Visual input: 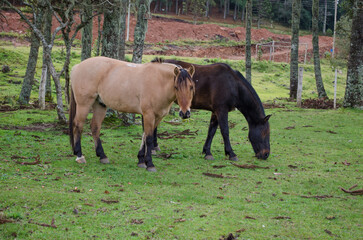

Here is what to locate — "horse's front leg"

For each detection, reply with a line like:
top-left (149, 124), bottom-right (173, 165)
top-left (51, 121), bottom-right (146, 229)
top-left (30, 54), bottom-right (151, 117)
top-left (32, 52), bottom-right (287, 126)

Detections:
top-left (138, 112), bottom-right (157, 172)
top-left (137, 133), bottom-right (147, 168)
top-left (216, 111), bottom-right (238, 161)
top-left (203, 113), bottom-right (219, 160)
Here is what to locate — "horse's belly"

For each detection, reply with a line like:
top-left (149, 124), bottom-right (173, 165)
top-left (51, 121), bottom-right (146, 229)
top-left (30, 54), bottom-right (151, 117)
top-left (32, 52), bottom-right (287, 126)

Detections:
top-left (100, 93), bottom-right (142, 114)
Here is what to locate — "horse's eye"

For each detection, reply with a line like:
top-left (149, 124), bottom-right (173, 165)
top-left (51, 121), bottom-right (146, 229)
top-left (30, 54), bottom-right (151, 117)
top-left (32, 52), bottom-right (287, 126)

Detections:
top-left (190, 86), bottom-right (194, 91)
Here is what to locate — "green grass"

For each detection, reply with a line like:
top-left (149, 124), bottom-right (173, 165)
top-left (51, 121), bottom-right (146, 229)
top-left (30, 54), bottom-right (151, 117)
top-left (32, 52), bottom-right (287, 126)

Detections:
top-left (0, 46), bottom-right (362, 239)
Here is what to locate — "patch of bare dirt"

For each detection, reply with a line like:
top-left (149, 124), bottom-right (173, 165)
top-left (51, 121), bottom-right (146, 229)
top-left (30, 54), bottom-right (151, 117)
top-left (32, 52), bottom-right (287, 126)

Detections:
top-left (0, 11), bottom-right (333, 62)
top-left (301, 98), bottom-right (341, 109)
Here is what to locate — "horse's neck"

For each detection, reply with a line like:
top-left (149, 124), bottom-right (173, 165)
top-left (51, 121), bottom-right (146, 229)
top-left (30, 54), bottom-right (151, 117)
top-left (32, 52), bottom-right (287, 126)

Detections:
top-left (236, 83), bottom-right (265, 124)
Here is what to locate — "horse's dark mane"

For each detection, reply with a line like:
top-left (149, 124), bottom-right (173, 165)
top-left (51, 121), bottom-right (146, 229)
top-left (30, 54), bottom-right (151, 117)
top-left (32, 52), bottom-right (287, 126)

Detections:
top-left (233, 70), bottom-right (265, 118)
top-left (151, 58), bottom-right (192, 87)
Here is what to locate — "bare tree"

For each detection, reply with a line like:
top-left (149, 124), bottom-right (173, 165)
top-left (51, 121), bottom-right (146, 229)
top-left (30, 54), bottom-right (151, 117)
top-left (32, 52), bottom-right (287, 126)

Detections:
top-left (245, 0), bottom-right (252, 83)
top-left (289, 0), bottom-right (301, 99)
top-left (132, 0), bottom-right (150, 63)
top-left (18, 2), bottom-right (43, 105)
top-left (343, 0), bottom-right (363, 108)
top-left (312, 0), bottom-right (327, 99)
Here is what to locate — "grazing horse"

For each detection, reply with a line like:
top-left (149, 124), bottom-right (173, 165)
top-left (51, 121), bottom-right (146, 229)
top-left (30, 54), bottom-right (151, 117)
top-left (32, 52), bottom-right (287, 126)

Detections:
top-left (152, 59), bottom-right (271, 161)
top-left (69, 56), bottom-right (195, 172)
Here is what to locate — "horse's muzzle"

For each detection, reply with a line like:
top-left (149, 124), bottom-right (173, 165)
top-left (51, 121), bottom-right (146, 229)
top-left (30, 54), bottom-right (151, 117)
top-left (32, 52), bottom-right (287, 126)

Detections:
top-left (256, 150), bottom-right (269, 160)
top-left (179, 110), bottom-right (191, 119)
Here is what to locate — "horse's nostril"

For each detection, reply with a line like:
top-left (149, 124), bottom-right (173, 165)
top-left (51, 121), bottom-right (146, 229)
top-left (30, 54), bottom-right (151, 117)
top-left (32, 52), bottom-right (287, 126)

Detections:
top-left (179, 111), bottom-right (183, 118)
top-left (264, 152), bottom-right (269, 159)
top-left (186, 110), bottom-right (190, 118)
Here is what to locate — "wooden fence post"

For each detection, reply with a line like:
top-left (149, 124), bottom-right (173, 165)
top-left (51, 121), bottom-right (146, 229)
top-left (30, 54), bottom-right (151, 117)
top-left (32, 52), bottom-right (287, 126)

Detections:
top-left (334, 68), bottom-right (338, 109)
top-left (297, 67), bottom-right (304, 107)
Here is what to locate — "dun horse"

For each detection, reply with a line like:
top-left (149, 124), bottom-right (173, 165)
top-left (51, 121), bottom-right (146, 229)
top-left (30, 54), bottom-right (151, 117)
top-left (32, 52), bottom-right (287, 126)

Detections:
top-left (69, 56), bottom-right (195, 172)
top-left (152, 59), bottom-right (271, 161)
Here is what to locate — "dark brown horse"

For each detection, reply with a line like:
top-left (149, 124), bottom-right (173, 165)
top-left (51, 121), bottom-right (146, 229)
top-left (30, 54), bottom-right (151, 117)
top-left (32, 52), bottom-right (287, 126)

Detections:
top-left (152, 59), bottom-right (271, 161)
top-left (69, 57), bottom-right (195, 172)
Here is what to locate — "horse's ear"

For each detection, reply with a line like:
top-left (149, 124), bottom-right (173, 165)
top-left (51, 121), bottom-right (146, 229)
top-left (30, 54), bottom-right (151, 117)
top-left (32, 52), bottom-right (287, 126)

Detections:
top-left (187, 65), bottom-right (195, 78)
top-left (264, 115), bottom-right (271, 122)
top-left (174, 67), bottom-right (180, 76)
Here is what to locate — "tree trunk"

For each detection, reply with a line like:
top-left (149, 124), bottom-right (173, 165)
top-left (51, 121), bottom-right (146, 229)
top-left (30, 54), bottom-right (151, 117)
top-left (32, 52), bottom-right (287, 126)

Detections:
top-left (224, 0), bottom-right (227, 19)
top-left (205, 0), bottom-right (209, 17)
top-left (176, 0), bottom-right (179, 15)
top-left (43, 4), bottom-right (52, 102)
top-left (119, 0), bottom-right (127, 60)
top-left (312, 0), bottom-right (327, 99)
top-left (343, 0), bottom-right (363, 108)
top-left (18, 8), bottom-right (42, 105)
top-left (132, 0), bottom-right (149, 63)
top-left (245, 0), bottom-right (252, 84)
top-left (18, 28), bottom-right (40, 105)
top-left (81, 0), bottom-right (93, 61)
top-left (233, 2), bottom-right (237, 21)
top-left (95, 14), bottom-right (102, 56)
top-left (289, 0), bottom-right (301, 99)
top-left (323, 0), bottom-right (327, 34)
top-left (102, 6), bottom-right (120, 59)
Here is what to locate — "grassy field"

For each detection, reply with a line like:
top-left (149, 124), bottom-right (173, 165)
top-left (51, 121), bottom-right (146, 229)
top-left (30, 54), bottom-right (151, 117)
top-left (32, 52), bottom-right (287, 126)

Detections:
top-left (0, 45), bottom-right (362, 239)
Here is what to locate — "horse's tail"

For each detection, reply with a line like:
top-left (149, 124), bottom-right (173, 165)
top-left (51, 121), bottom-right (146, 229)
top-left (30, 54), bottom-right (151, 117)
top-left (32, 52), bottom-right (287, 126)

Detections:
top-left (69, 88), bottom-right (76, 151)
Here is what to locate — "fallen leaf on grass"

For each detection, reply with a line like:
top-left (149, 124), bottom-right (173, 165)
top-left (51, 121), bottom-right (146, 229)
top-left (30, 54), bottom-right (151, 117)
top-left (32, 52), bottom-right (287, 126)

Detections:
top-left (104, 190), bottom-right (110, 194)
top-left (324, 229), bottom-right (338, 237)
top-left (244, 216), bottom-right (256, 220)
top-left (231, 163), bottom-right (269, 169)
top-left (236, 228), bottom-right (246, 233)
top-left (341, 160), bottom-right (351, 166)
top-left (288, 165), bottom-right (298, 169)
top-left (174, 218), bottom-right (186, 223)
top-left (302, 125), bottom-right (313, 127)
top-left (272, 216), bottom-right (291, 219)
top-left (131, 219), bottom-right (143, 224)
top-left (101, 199), bottom-right (119, 204)
top-left (217, 196), bottom-right (224, 199)
top-left (14, 155), bottom-right (41, 165)
top-left (326, 216), bottom-right (336, 220)
top-left (284, 126), bottom-right (295, 130)
top-left (326, 130), bottom-right (337, 134)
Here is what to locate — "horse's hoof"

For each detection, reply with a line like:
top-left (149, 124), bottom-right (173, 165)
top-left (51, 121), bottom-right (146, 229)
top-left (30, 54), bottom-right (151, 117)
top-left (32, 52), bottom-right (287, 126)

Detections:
top-left (147, 167), bottom-right (157, 172)
top-left (100, 158), bottom-right (109, 164)
top-left (205, 155), bottom-right (214, 160)
top-left (137, 163), bottom-right (147, 168)
top-left (151, 146), bottom-right (161, 155)
top-left (229, 156), bottom-right (239, 161)
top-left (75, 155), bottom-right (86, 163)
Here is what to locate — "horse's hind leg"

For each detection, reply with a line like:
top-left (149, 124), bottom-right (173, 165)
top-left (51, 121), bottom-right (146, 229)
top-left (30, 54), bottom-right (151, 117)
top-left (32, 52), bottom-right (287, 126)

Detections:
top-left (91, 102), bottom-right (108, 164)
top-left (203, 113), bottom-right (219, 160)
top-left (72, 106), bottom-right (90, 163)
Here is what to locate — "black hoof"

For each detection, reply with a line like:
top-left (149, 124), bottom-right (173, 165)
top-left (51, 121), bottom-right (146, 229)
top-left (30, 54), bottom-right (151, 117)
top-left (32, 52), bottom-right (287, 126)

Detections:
top-left (137, 163), bottom-right (147, 168)
top-left (229, 156), bottom-right (239, 161)
top-left (205, 155), bottom-right (214, 160)
top-left (147, 167), bottom-right (157, 172)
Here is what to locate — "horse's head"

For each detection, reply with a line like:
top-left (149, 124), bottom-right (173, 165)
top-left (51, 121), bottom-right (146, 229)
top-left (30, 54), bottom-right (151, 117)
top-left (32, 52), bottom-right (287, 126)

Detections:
top-left (173, 65), bottom-right (195, 119)
top-left (249, 115), bottom-right (271, 160)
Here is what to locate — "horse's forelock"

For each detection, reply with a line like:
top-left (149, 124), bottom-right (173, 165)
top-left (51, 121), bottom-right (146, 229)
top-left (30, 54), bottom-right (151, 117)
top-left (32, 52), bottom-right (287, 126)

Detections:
top-left (176, 69), bottom-right (192, 88)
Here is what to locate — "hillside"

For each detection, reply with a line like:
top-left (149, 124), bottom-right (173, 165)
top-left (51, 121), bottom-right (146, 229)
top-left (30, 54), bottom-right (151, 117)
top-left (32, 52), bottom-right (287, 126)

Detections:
top-left (1, 11), bottom-right (333, 62)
